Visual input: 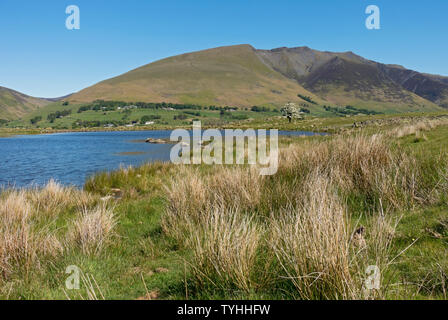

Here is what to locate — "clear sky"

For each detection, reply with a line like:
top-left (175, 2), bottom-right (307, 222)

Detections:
top-left (0, 0), bottom-right (447, 98)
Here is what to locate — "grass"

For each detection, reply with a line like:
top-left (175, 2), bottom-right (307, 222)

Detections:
top-left (0, 181), bottom-right (111, 287)
top-left (3, 105), bottom-right (448, 139)
top-left (1, 115), bottom-right (448, 299)
top-left (2, 100), bottom-right (281, 131)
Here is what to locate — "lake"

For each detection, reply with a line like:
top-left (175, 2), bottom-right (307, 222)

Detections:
top-left (0, 130), bottom-right (325, 188)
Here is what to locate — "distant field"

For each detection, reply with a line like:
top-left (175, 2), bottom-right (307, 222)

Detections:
top-left (4, 101), bottom-right (282, 130)
top-left (1, 97), bottom-right (417, 132)
top-left (2, 101), bottom-right (448, 139)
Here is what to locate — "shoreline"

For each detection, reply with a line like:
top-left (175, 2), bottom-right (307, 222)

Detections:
top-left (0, 122), bottom-right (327, 138)
top-left (2, 111), bottom-right (448, 138)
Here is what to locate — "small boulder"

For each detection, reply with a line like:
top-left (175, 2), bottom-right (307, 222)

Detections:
top-left (145, 138), bottom-right (167, 144)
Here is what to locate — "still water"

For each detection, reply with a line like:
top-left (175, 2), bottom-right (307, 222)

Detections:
top-left (0, 130), bottom-right (324, 188)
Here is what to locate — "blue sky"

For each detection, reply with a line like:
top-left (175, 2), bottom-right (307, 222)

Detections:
top-left (0, 0), bottom-right (447, 98)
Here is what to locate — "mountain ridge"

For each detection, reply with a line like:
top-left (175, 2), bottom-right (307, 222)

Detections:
top-left (69, 44), bottom-right (323, 109)
top-left (0, 86), bottom-right (53, 120)
top-left (255, 46), bottom-right (445, 111)
top-left (4, 44), bottom-right (448, 119)
top-left (67, 44), bottom-right (446, 113)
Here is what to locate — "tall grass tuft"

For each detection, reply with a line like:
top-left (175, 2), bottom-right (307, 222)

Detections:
top-left (0, 190), bottom-right (63, 279)
top-left (69, 204), bottom-right (116, 255)
top-left (161, 133), bottom-right (431, 299)
top-left (0, 182), bottom-right (109, 281)
top-left (275, 133), bottom-right (447, 211)
top-left (162, 165), bottom-right (262, 244)
top-left (27, 179), bottom-right (100, 215)
top-left (270, 173), bottom-right (355, 299)
top-left (189, 205), bottom-right (262, 292)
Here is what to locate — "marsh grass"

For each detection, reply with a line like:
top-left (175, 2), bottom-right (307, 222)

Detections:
top-left (162, 132), bottom-right (448, 299)
top-left (85, 162), bottom-right (174, 198)
top-left (0, 181), bottom-right (115, 282)
top-left (188, 205), bottom-right (262, 292)
top-left (390, 118), bottom-right (448, 139)
top-left (69, 203), bottom-right (116, 255)
top-left (2, 117), bottom-right (448, 300)
top-left (269, 174), bottom-right (354, 299)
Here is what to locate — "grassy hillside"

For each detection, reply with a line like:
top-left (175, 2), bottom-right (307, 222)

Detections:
top-left (68, 44), bottom-right (447, 114)
top-left (69, 45), bottom-right (324, 108)
top-left (0, 86), bottom-right (51, 120)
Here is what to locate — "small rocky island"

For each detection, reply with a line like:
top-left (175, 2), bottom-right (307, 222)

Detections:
top-left (145, 138), bottom-right (174, 144)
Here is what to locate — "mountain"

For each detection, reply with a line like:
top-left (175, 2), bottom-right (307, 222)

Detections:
top-left (0, 86), bottom-right (52, 120)
top-left (381, 67), bottom-right (448, 108)
top-left (68, 44), bottom-right (447, 113)
top-left (69, 44), bottom-right (322, 108)
top-left (255, 46), bottom-right (442, 112)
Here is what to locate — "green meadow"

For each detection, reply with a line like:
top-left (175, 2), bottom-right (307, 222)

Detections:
top-left (3, 101), bottom-right (280, 130)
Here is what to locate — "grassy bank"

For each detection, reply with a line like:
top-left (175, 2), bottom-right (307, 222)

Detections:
top-left (1, 116), bottom-right (448, 299)
top-left (2, 111), bottom-right (448, 138)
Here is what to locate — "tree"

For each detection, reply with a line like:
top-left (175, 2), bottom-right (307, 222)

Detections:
top-left (281, 102), bottom-right (304, 123)
top-left (30, 116), bottom-right (42, 124)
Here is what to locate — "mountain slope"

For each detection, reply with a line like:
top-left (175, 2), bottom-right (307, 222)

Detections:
top-left (255, 47), bottom-right (442, 112)
top-left (0, 86), bottom-right (51, 120)
top-left (380, 66), bottom-right (448, 108)
top-left (69, 44), bottom-right (322, 108)
top-left (255, 46), bottom-right (370, 81)
top-left (68, 44), bottom-right (447, 113)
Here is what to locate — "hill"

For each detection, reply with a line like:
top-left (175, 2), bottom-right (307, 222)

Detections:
top-left (69, 44), bottom-right (448, 113)
top-left (69, 44), bottom-right (322, 109)
top-left (0, 86), bottom-right (52, 120)
top-left (15, 44), bottom-right (445, 115)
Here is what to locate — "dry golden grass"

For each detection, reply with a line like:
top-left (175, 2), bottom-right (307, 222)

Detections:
top-left (189, 205), bottom-right (262, 292)
top-left (162, 165), bottom-right (262, 244)
top-left (0, 190), bottom-right (31, 221)
top-left (276, 133), bottom-right (442, 210)
top-left (270, 173), bottom-right (355, 299)
top-left (162, 133), bottom-right (443, 299)
top-left (69, 203), bottom-right (116, 255)
top-left (390, 118), bottom-right (448, 138)
top-left (0, 181), bottom-right (114, 280)
top-left (28, 179), bottom-right (71, 214)
top-left (27, 179), bottom-right (99, 215)
top-left (0, 190), bottom-right (63, 279)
